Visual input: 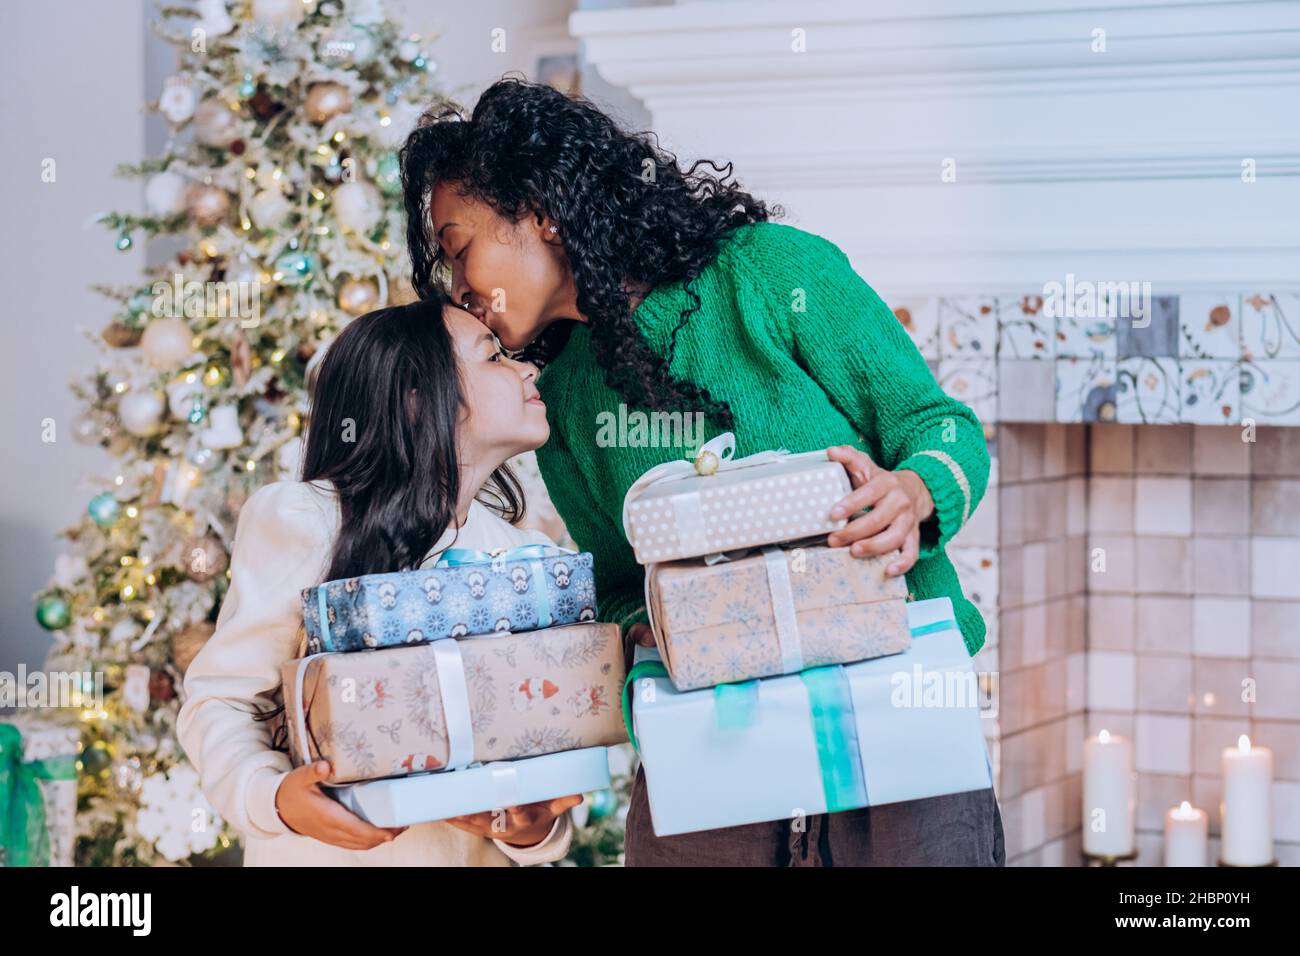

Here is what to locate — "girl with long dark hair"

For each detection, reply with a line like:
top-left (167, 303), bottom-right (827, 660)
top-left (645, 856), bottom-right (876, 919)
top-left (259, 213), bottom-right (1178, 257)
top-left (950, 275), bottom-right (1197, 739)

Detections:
top-left (176, 293), bottom-right (578, 866)
top-left (401, 78), bottom-right (1004, 866)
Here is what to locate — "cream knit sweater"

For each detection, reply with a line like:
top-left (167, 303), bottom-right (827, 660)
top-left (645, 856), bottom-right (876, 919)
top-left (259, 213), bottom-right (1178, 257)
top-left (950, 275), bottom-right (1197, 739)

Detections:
top-left (176, 479), bottom-right (573, 867)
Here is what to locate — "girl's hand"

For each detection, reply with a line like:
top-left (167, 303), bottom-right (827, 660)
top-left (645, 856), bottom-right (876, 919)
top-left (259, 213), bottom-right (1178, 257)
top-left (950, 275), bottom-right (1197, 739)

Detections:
top-left (627, 623), bottom-right (656, 648)
top-left (275, 760), bottom-right (408, 850)
top-left (824, 445), bottom-right (935, 578)
top-left (444, 795), bottom-right (582, 847)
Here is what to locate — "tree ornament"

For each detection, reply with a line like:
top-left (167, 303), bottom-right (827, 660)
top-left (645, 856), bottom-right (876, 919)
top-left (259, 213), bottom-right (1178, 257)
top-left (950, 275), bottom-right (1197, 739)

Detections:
top-left (173, 621), bottom-right (215, 674)
top-left (192, 97), bottom-right (243, 149)
top-left (305, 82), bottom-right (352, 124)
top-left (332, 180), bottom-right (382, 233)
top-left (119, 389), bottom-right (167, 437)
top-left (140, 317), bottom-right (193, 368)
top-left (230, 331), bottom-right (252, 387)
top-left (249, 188), bottom-right (292, 229)
top-left (35, 593), bottom-right (72, 631)
top-left (200, 405), bottom-right (244, 449)
top-left (149, 670), bottom-right (175, 702)
top-left (116, 233), bottom-right (133, 251)
top-left (374, 151), bottom-right (402, 195)
top-left (81, 742), bottom-right (113, 776)
top-left (587, 787), bottom-right (618, 821)
top-left (273, 249), bottom-right (319, 286)
top-left (158, 76), bottom-right (196, 123)
top-left (337, 277), bottom-right (379, 316)
top-left (248, 87), bottom-right (282, 121)
top-left (182, 533), bottom-right (228, 582)
top-left (102, 321), bottom-right (143, 348)
top-left (123, 664), bottom-right (152, 714)
top-left (185, 183), bottom-right (231, 228)
top-left (144, 171), bottom-right (189, 216)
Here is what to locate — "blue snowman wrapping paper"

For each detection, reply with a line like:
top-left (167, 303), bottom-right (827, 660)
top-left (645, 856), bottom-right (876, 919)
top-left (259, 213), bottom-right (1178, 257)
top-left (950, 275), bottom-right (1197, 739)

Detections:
top-left (302, 545), bottom-right (598, 654)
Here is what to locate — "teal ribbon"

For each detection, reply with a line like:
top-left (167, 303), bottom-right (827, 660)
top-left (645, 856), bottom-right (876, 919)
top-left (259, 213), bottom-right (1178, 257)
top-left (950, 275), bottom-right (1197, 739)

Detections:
top-left (317, 585), bottom-right (332, 650)
top-left (621, 660), bottom-right (669, 753)
top-left (799, 666), bottom-right (869, 811)
top-left (0, 723), bottom-right (78, 867)
top-left (713, 680), bottom-right (760, 729)
top-left (436, 544), bottom-right (573, 628)
top-left (912, 618), bottom-right (959, 637)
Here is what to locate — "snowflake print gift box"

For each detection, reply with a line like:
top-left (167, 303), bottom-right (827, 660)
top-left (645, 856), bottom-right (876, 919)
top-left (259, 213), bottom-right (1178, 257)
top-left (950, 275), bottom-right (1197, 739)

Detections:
top-left (280, 622), bottom-right (628, 785)
top-left (622, 432), bottom-right (852, 564)
top-left (301, 545), bottom-right (597, 653)
top-left (646, 541), bottom-right (911, 691)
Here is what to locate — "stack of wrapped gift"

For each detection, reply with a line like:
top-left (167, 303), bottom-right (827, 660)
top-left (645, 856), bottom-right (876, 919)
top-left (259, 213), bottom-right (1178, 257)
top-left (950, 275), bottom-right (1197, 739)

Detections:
top-left (282, 545), bottom-right (628, 827)
top-left (619, 432), bottom-right (992, 836)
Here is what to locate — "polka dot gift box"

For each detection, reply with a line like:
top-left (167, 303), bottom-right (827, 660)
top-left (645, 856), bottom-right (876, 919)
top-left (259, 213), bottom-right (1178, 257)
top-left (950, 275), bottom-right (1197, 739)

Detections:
top-left (621, 433), bottom-right (852, 564)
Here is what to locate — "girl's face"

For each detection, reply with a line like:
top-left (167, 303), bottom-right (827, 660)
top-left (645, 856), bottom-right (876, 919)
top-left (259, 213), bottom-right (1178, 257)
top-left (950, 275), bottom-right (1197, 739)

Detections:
top-left (444, 305), bottom-right (550, 462)
top-left (430, 182), bottom-right (577, 352)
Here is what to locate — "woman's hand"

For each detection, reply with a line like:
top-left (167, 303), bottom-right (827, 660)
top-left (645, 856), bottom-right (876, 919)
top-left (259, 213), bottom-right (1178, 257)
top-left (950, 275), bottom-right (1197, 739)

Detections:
top-left (275, 760), bottom-right (409, 850)
top-left (444, 795), bottom-right (582, 847)
top-left (825, 445), bottom-right (935, 578)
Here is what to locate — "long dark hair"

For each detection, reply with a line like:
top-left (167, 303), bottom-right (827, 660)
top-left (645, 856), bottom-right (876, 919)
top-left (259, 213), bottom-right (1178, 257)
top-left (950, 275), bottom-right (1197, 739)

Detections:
top-left (399, 77), bottom-right (773, 429)
top-left (299, 292), bottom-right (525, 581)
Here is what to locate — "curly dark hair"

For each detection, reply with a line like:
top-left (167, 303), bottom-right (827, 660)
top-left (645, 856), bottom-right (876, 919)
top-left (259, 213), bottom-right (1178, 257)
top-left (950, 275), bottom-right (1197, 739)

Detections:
top-left (399, 77), bottom-right (774, 429)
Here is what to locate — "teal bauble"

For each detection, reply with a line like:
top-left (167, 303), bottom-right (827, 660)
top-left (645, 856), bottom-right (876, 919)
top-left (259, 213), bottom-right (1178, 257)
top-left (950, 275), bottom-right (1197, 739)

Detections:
top-left (35, 593), bottom-right (71, 631)
top-left (375, 152), bottom-right (401, 196)
top-left (88, 492), bottom-right (121, 528)
top-left (116, 232), bottom-right (132, 251)
top-left (274, 250), bottom-right (319, 286)
top-left (587, 787), bottom-right (617, 821)
top-left (239, 74), bottom-right (256, 99)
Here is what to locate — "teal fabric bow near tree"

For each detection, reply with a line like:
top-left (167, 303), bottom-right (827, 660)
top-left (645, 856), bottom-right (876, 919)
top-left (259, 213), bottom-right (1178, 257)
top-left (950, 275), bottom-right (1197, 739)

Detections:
top-left (0, 722), bottom-right (78, 867)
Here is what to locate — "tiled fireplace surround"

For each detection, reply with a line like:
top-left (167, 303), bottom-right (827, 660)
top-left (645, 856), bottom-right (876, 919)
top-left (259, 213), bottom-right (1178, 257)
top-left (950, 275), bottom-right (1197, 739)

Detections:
top-left (930, 324), bottom-right (1300, 865)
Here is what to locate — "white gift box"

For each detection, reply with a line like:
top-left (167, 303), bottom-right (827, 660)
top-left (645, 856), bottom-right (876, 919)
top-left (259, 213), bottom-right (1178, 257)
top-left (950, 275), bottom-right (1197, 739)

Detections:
top-left (327, 747), bottom-right (613, 828)
top-left (0, 712), bottom-right (80, 867)
top-left (626, 596), bottom-right (993, 837)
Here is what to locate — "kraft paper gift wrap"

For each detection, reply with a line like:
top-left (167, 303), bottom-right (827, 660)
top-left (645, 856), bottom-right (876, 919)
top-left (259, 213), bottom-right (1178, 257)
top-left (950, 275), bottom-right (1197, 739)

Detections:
top-left (329, 747), bottom-right (613, 827)
top-left (301, 545), bottom-right (597, 653)
top-left (646, 541), bottom-right (911, 690)
top-left (621, 432), bottom-right (851, 564)
top-left (622, 597), bottom-right (993, 837)
top-left (0, 712), bottom-right (80, 867)
top-left (281, 622), bottom-right (628, 784)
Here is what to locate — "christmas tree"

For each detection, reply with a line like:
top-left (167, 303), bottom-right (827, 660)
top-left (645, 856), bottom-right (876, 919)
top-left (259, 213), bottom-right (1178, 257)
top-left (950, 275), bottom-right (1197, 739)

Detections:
top-left (25, 0), bottom-right (614, 867)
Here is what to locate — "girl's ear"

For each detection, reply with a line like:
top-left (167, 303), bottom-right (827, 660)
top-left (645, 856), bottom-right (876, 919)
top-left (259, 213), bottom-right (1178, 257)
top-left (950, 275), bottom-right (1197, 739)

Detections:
top-left (536, 211), bottom-right (561, 245)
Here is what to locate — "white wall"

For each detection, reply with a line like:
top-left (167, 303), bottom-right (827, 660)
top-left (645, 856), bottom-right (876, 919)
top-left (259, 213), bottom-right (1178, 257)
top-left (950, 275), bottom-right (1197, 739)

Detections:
top-left (0, 2), bottom-right (144, 672)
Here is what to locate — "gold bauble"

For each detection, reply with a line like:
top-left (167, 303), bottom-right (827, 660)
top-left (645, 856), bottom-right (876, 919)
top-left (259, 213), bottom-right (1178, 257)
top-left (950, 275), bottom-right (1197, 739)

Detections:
top-left (694, 449), bottom-right (720, 476)
top-left (337, 277), bottom-right (380, 317)
top-left (186, 183), bottom-right (231, 228)
top-left (172, 621), bottom-right (215, 674)
top-left (304, 82), bottom-right (351, 125)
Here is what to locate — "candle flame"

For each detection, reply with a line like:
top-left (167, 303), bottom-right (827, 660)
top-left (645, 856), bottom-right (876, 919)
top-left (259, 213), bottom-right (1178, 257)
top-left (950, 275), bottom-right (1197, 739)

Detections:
top-left (1099, 729), bottom-right (1111, 743)
top-left (1237, 734), bottom-right (1251, 752)
top-left (1180, 800), bottom-right (1192, 813)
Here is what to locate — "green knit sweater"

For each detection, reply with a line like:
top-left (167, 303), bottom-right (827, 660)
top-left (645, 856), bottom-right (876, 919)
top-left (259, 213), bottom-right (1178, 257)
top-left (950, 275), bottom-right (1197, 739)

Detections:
top-left (534, 221), bottom-right (991, 656)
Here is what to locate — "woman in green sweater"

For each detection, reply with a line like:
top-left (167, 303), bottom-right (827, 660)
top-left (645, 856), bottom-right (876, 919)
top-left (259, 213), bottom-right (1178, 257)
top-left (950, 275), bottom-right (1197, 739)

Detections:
top-left (401, 80), bottom-right (1003, 867)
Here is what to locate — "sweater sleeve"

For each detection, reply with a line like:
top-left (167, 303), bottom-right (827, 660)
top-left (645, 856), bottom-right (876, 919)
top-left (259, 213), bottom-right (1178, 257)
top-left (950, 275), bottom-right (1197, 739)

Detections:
top-left (534, 413), bottom-right (649, 641)
top-left (742, 229), bottom-right (990, 560)
top-left (176, 481), bottom-right (336, 841)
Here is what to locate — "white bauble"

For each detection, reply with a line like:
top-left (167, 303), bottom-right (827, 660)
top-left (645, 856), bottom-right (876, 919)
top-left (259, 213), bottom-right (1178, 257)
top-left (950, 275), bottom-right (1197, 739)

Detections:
top-left (249, 189), bottom-right (292, 229)
top-left (144, 172), bottom-right (189, 216)
top-left (123, 664), bottom-right (152, 714)
top-left (140, 318), bottom-right (193, 369)
top-left (332, 181), bottom-right (382, 234)
top-left (251, 0), bottom-right (305, 27)
top-left (119, 390), bottom-right (166, 437)
top-left (192, 97), bottom-right (242, 149)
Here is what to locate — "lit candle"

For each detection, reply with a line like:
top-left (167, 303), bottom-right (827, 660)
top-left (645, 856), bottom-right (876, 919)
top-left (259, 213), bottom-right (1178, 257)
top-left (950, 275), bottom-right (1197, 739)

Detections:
top-left (1220, 735), bottom-right (1273, 866)
top-left (1082, 729), bottom-right (1135, 857)
top-left (1163, 800), bottom-right (1208, 866)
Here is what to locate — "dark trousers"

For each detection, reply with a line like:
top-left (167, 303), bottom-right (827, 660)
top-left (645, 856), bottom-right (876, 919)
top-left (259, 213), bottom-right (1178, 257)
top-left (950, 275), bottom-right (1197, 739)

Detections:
top-left (624, 765), bottom-right (1006, 866)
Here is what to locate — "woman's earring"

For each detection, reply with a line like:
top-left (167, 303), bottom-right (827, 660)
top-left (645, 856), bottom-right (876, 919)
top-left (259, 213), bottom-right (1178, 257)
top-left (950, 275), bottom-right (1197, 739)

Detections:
top-left (548, 225), bottom-right (558, 234)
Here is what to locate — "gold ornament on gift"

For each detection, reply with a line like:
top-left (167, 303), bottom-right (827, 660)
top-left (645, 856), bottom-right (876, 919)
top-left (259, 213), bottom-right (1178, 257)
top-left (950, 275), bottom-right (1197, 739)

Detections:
top-left (305, 82), bottom-right (351, 124)
top-left (693, 449), bottom-right (720, 476)
top-left (337, 277), bottom-right (379, 317)
top-left (182, 534), bottom-right (228, 582)
top-left (185, 183), bottom-right (231, 228)
top-left (172, 621), bottom-right (215, 674)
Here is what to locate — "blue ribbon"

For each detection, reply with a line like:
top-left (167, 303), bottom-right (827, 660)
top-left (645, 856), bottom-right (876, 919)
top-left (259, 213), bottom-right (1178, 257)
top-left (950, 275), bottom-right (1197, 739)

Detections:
top-left (317, 585), bottom-right (332, 651)
top-left (435, 544), bottom-right (573, 629)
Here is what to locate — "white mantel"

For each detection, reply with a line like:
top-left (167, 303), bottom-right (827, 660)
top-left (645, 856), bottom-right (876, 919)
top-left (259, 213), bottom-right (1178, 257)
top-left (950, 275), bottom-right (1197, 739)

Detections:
top-left (573, 0), bottom-right (1300, 296)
